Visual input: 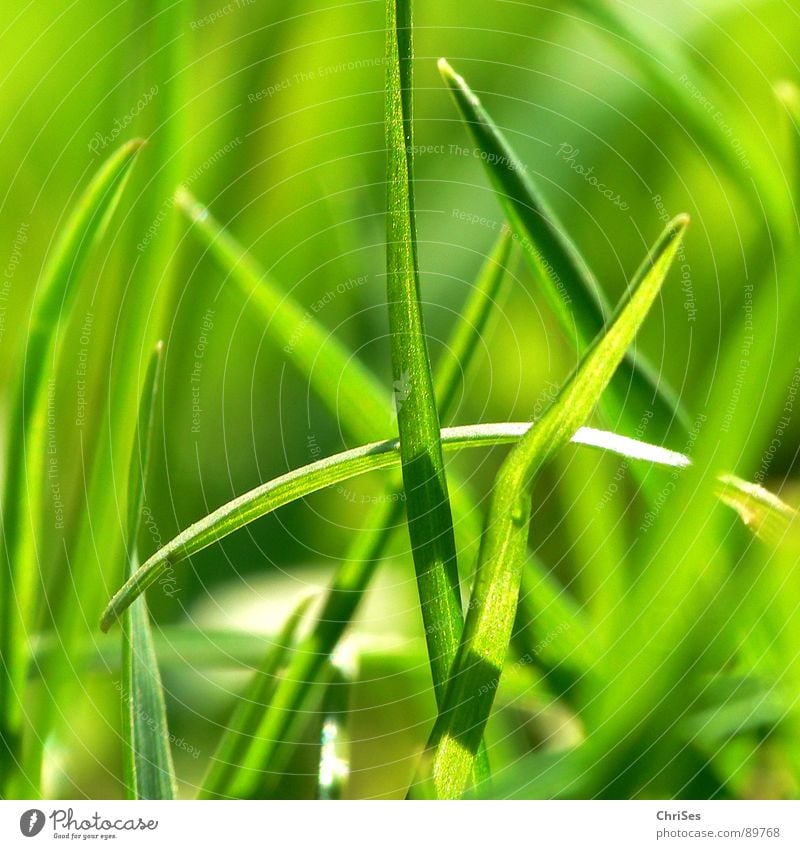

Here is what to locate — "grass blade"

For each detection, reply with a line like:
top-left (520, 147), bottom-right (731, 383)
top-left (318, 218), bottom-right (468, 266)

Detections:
top-left (438, 59), bottom-right (689, 444)
top-left (199, 595), bottom-right (313, 799)
top-left (175, 188), bottom-right (389, 444)
top-left (121, 341), bottom-right (177, 800)
top-left (100, 415), bottom-right (796, 637)
top-left (776, 81), bottom-right (800, 211)
top-left (419, 215), bottom-right (688, 799)
top-left (386, 0), bottom-right (463, 706)
top-left (0, 140), bottom-right (144, 794)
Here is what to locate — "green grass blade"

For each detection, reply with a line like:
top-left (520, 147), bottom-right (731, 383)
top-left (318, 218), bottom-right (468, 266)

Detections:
top-left (101, 417), bottom-right (795, 638)
top-left (386, 0), bottom-right (462, 706)
top-left (199, 595), bottom-right (313, 799)
top-left (434, 228), bottom-right (513, 414)
top-left (121, 341), bottom-right (177, 800)
top-left (420, 215), bottom-right (688, 799)
top-left (438, 59), bottom-right (689, 443)
top-left (0, 140), bottom-right (144, 794)
top-left (776, 81), bottom-right (800, 211)
top-left (175, 188), bottom-right (389, 444)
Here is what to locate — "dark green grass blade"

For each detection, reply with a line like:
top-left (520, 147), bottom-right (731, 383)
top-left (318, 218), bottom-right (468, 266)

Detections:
top-left (438, 59), bottom-right (690, 444)
top-left (121, 342), bottom-right (176, 800)
top-left (386, 0), bottom-right (462, 705)
top-left (199, 596), bottom-right (313, 799)
top-left (175, 188), bottom-right (389, 444)
top-left (419, 216), bottom-right (688, 799)
top-left (0, 140), bottom-right (144, 794)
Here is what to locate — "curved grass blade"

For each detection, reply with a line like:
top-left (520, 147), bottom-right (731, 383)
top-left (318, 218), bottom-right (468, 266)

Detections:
top-left (438, 59), bottom-right (689, 444)
top-left (0, 139), bottom-right (144, 794)
top-left (199, 595), bottom-right (314, 799)
top-left (175, 187), bottom-right (389, 444)
top-left (418, 215), bottom-right (689, 799)
top-left (121, 341), bottom-right (177, 800)
top-left (386, 0), bottom-right (463, 704)
top-left (100, 417), bottom-right (795, 637)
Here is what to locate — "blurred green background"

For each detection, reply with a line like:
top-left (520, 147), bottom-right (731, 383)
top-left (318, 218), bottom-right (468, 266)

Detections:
top-left (2, 0), bottom-right (800, 798)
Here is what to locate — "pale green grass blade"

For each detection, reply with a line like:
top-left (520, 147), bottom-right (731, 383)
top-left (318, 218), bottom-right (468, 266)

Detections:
top-left (0, 140), bottom-right (144, 794)
top-left (435, 228), bottom-right (513, 415)
top-left (386, 0), bottom-right (463, 703)
top-left (175, 188), bottom-right (389, 444)
top-left (121, 342), bottom-right (176, 800)
top-left (199, 595), bottom-right (313, 799)
top-left (776, 81), bottom-right (800, 211)
top-left (568, 0), bottom-right (789, 243)
top-left (197, 230), bottom-right (513, 798)
top-left (438, 59), bottom-right (689, 444)
top-left (420, 215), bottom-right (688, 799)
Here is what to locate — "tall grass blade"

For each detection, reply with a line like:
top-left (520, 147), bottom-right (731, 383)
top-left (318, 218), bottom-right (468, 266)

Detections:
top-left (776, 81), bottom-right (800, 211)
top-left (419, 215), bottom-right (688, 799)
top-left (438, 59), bottom-right (689, 444)
top-left (386, 0), bottom-right (462, 706)
top-left (0, 140), bottom-right (144, 794)
top-left (198, 595), bottom-right (313, 799)
top-left (121, 342), bottom-right (177, 800)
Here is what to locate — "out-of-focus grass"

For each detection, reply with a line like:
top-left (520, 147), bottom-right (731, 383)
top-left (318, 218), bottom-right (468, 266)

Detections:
top-left (2, 0), bottom-right (800, 800)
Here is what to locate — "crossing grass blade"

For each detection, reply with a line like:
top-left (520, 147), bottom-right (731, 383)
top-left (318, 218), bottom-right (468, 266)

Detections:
top-left (438, 59), bottom-right (689, 445)
top-left (198, 595), bottom-right (314, 799)
top-left (417, 215), bottom-right (689, 800)
top-left (386, 0), bottom-right (464, 705)
top-left (99, 418), bottom-right (794, 636)
top-left (121, 341), bottom-right (177, 800)
top-left (175, 187), bottom-right (389, 444)
top-left (0, 139), bottom-right (144, 795)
